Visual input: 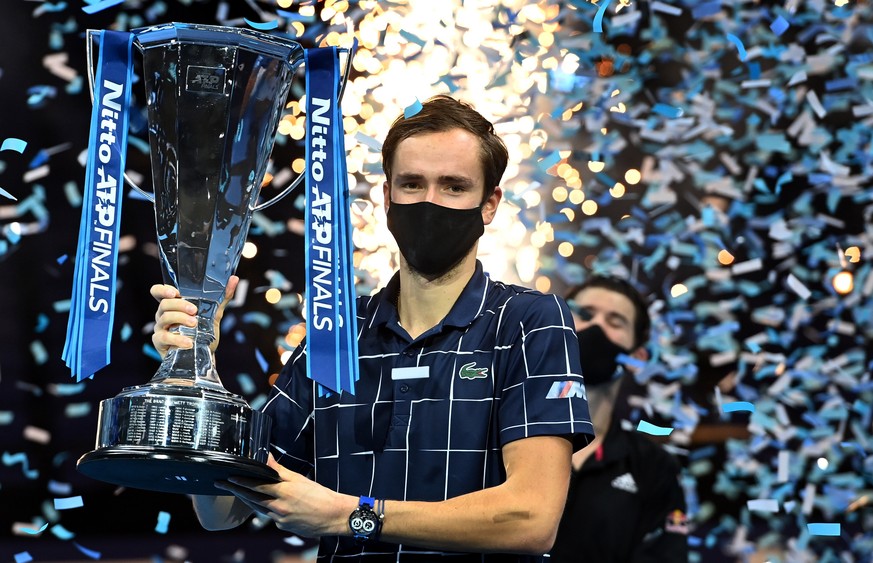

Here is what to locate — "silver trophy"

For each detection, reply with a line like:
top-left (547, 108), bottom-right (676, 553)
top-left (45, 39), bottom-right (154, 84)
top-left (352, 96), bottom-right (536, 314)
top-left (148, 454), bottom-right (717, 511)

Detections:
top-left (76, 23), bottom-right (349, 494)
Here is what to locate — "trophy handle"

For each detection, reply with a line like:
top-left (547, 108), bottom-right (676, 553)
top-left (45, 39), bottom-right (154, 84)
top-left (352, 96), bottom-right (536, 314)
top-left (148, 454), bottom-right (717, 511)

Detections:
top-left (86, 30), bottom-right (156, 204)
top-left (252, 43), bottom-right (357, 212)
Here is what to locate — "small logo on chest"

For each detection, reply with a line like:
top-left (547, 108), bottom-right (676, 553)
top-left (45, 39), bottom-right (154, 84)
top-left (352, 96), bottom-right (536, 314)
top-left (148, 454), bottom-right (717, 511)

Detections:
top-left (459, 362), bottom-right (489, 380)
top-left (611, 472), bottom-right (639, 494)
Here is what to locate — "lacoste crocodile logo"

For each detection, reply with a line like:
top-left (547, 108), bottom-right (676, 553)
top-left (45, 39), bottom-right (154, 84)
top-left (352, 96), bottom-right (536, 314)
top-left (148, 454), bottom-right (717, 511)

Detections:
top-left (459, 362), bottom-right (489, 380)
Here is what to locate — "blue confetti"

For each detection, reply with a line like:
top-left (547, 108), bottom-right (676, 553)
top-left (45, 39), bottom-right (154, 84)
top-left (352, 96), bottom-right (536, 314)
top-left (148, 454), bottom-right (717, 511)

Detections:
top-left (48, 480), bottom-right (73, 495)
top-left (143, 344), bottom-right (162, 362)
top-left (244, 18), bottom-right (280, 31)
top-left (593, 0), bottom-right (612, 33)
top-left (82, 0), bottom-right (125, 14)
top-left (637, 420), bottom-right (674, 436)
top-left (403, 98), bottom-right (423, 119)
top-left (399, 29), bottom-right (427, 47)
top-left (54, 495), bottom-right (84, 510)
top-left (652, 103), bottom-right (684, 118)
top-left (770, 15), bottom-right (790, 36)
top-left (2, 452), bottom-right (39, 479)
top-left (276, 9), bottom-right (316, 22)
top-left (14, 553), bottom-right (33, 563)
top-left (692, 1), bottom-right (721, 18)
top-left (537, 151), bottom-right (562, 172)
top-left (807, 523), bottom-right (841, 536)
top-left (155, 511), bottom-right (171, 534)
top-left (726, 34), bottom-right (748, 62)
top-left (51, 524), bottom-right (75, 540)
top-left (19, 523), bottom-right (48, 535)
top-left (72, 541), bottom-right (101, 560)
top-left (0, 187), bottom-right (17, 201)
top-left (255, 348), bottom-right (269, 374)
top-left (722, 401), bottom-right (756, 414)
top-left (1, 138), bottom-right (27, 153)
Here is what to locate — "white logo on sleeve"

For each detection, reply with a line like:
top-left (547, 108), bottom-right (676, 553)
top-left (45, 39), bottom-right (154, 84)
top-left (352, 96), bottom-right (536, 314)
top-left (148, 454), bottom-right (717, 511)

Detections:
top-left (610, 472), bottom-right (639, 494)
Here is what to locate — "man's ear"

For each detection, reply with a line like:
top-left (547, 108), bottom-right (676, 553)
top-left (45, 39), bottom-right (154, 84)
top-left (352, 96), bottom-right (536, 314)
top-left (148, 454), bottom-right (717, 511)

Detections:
top-left (482, 186), bottom-right (503, 225)
top-left (383, 180), bottom-right (390, 210)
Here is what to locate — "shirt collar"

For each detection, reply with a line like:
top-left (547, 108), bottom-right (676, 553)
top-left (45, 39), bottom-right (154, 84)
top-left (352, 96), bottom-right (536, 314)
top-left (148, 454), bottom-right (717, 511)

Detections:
top-left (370, 261), bottom-right (489, 331)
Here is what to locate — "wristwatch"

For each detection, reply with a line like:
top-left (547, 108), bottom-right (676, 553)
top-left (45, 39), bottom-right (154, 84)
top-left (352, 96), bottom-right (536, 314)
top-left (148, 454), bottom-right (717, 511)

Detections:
top-left (349, 496), bottom-right (383, 542)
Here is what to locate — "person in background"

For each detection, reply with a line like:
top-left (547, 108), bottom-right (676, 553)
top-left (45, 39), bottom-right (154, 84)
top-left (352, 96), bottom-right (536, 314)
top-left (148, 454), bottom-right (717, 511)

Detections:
top-left (545, 275), bottom-right (688, 563)
top-left (152, 95), bottom-right (594, 562)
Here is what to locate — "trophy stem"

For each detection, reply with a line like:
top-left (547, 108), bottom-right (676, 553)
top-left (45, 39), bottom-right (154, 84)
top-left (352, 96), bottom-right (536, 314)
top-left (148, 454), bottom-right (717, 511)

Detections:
top-left (150, 298), bottom-right (226, 391)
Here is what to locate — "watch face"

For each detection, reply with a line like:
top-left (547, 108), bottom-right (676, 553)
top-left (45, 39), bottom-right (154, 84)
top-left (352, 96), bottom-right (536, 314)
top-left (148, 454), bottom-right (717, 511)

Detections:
top-left (350, 507), bottom-right (379, 538)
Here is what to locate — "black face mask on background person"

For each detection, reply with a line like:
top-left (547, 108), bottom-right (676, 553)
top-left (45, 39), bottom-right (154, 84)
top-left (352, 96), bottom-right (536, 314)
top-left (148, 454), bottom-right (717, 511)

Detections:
top-left (575, 324), bottom-right (632, 387)
top-left (386, 200), bottom-right (484, 278)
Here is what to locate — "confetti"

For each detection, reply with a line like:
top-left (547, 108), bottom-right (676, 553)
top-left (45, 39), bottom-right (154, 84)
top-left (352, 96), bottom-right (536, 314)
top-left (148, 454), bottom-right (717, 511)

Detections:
top-left (2, 452), bottom-right (39, 479)
top-left (593, 0), bottom-right (612, 33)
top-left (82, 0), bottom-right (126, 14)
top-left (54, 495), bottom-right (84, 510)
top-left (721, 401), bottom-right (755, 414)
top-left (244, 18), bottom-right (280, 31)
top-left (770, 15), bottom-right (790, 36)
top-left (725, 34), bottom-right (748, 62)
top-left (17, 523), bottom-right (48, 535)
top-left (747, 499), bottom-right (779, 512)
top-left (14, 553), bottom-right (33, 563)
top-left (637, 420), bottom-right (674, 436)
top-left (51, 524), bottom-right (75, 540)
top-left (403, 98), bottom-right (423, 119)
top-left (650, 2), bottom-right (682, 16)
top-left (807, 523), bottom-right (841, 537)
top-left (1, 138), bottom-right (27, 153)
top-left (155, 510), bottom-right (171, 534)
top-left (72, 541), bottom-right (102, 559)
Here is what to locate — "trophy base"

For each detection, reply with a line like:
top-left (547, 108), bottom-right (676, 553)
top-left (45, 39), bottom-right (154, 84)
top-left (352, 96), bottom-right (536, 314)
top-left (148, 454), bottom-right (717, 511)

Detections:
top-left (77, 446), bottom-right (279, 495)
top-left (77, 383), bottom-right (276, 495)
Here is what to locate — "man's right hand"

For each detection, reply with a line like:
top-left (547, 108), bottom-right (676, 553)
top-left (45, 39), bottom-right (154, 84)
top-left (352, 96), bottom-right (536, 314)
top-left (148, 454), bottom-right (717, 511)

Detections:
top-left (150, 276), bottom-right (239, 359)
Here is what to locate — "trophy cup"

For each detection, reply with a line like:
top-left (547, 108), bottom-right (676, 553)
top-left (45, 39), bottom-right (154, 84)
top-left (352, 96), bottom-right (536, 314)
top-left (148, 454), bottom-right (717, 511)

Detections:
top-left (74, 23), bottom-right (350, 495)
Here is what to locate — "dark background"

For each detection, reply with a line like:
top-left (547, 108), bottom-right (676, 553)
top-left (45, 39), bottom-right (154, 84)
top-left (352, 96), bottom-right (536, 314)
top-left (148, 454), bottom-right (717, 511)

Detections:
top-left (2, 1), bottom-right (873, 562)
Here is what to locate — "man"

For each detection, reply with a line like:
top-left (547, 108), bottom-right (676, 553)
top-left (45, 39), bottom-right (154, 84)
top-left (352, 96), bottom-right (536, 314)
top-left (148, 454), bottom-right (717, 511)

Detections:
top-left (545, 276), bottom-right (688, 562)
top-left (152, 95), bottom-right (593, 561)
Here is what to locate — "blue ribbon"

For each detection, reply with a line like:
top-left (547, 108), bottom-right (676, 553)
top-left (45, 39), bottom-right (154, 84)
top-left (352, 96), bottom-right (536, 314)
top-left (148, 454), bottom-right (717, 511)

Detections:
top-left (304, 45), bottom-right (359, 395)
top-left (62, 30), bottom-right (133, 381)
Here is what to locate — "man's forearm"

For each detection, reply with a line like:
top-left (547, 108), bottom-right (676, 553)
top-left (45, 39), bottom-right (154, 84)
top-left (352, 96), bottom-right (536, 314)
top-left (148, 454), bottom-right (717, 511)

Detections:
top-left (376, 481), bottom-right (566, 555)
top-left (192, 494), bottom-right (253, 531)
top-left (369, 437), bottom-right (571, 555)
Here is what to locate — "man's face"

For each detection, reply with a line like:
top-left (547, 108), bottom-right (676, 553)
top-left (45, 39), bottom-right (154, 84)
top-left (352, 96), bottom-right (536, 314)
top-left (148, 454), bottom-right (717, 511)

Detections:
top-left (382, 128), bottom-right (501, 222)
top-left (569, 287), bottom-right (638, 353)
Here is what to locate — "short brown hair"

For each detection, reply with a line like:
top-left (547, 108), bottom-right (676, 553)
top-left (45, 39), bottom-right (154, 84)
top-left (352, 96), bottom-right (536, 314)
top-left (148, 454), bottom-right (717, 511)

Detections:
top-left (381, 95), bottom-right (508, 203)
top-left (566, 275), bottom-right (651, 350)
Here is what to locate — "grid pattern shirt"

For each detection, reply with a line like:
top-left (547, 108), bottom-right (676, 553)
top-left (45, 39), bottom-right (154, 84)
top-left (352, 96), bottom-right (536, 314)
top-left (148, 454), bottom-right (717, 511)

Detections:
top-left (262, 262), bottom-right (594, 562)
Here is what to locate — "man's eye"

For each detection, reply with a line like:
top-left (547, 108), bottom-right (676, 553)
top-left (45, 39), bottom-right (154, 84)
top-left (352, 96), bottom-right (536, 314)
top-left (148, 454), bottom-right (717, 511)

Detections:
top-left (569, 303), bottom-right (593, 321)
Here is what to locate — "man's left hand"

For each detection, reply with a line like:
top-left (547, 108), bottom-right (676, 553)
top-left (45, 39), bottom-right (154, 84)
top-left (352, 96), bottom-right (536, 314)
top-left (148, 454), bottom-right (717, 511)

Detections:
top-left (215, 455), bottom-right (356, 537)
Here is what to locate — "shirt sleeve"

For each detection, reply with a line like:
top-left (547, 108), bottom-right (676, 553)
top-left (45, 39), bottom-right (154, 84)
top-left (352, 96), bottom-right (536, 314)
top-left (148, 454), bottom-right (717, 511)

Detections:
top-left (631, 454), bottom-right (689, 563)
top-left (495, 292), bottom-right (594, 451)
top-left (260, 341), bottom-right (315, 476)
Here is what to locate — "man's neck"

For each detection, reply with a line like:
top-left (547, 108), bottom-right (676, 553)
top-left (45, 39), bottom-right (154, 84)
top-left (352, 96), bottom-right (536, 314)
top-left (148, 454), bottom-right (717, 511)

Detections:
top-left (572, 382), bottom-right (620, 470)
top-left (397, 252), bottom-right (477, 340)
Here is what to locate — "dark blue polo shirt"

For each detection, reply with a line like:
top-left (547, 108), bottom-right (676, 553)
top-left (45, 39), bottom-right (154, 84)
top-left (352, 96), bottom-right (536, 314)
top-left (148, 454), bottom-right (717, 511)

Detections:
top-left (263, 261), bottom-right (593, 562)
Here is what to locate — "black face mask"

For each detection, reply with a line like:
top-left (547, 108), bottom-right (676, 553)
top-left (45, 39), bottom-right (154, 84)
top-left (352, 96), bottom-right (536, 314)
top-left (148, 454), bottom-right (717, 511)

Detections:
top-left (386, 201), bottom-right (484, 278)
top-left (575, 324), bottom-right (632, 388)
